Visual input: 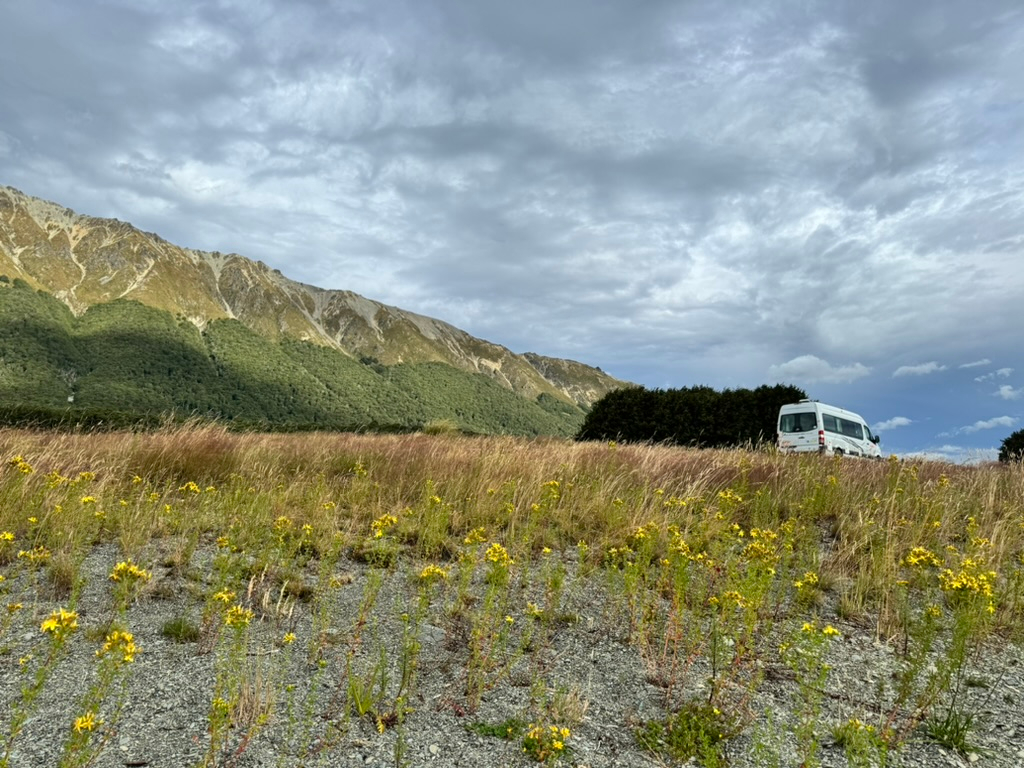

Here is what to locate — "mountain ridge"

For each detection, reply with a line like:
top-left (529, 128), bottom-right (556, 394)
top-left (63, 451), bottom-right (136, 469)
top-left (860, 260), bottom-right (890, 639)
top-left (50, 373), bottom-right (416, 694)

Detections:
top-left (0, 185), bottom-right (626, 411)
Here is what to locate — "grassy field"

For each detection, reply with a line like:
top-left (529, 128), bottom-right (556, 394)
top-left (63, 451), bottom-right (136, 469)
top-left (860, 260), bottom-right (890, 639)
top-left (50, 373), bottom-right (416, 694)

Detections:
top-left (1, 426), bottom-right (1022, 767)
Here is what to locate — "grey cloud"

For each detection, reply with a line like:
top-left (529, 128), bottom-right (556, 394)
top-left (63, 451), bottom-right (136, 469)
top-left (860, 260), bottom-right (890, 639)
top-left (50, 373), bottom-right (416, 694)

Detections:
top-left (961, 416), bottom-right (1017, 434)
top-left (843, 1), bottom-right (1024, 106)
top-left (976, 368), bottom-right (1014, 382)
top-left (997, 386), bottom-right (1023, 401)
top-left (893, 362), bottom-right (946, 377)
top-left (874, 416), bottom-right (912, 432)
top-left (432, 0), bottom-right (683, 70)
top-left (767, 356), bottom-right (870, 384)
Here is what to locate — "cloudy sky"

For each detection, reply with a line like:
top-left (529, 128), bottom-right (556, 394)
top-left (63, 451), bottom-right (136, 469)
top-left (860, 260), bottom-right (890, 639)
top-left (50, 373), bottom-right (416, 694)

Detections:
top-left (2, 0), bottom-right (1023, 460)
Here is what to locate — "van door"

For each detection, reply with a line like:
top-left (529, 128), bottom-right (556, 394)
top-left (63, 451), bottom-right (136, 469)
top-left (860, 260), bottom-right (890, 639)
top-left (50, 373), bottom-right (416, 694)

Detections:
top-left (835, 417), bottom-right (864, 456)
top-left (778, 409), bottom-right (820, 453)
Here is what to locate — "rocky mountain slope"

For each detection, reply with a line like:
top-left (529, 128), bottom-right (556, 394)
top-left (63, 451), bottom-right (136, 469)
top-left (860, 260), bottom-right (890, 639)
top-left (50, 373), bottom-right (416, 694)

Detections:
top-left (0, 185), bottom-right (624, 409)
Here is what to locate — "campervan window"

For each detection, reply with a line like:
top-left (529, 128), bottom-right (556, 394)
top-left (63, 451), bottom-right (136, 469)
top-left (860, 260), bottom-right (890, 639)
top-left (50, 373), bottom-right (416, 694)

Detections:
top-left (780, 412), bottom-right (817, 433)
top-left (823, 414), bottom-right (863, 439)
top-left (841, 420), bottom-right (863, 439)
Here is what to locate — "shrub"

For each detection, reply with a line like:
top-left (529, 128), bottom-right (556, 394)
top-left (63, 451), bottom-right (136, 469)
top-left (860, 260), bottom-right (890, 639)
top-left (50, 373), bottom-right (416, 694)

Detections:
top-left (161, 616), bottom-right (201, 643)
top-left (636, 702), bottom-right (738, 764)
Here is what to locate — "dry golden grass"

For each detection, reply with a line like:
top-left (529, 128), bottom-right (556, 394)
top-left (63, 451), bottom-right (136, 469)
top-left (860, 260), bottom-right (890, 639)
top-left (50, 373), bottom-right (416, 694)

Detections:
top-left (3, 424), bottom-right (1022, 635)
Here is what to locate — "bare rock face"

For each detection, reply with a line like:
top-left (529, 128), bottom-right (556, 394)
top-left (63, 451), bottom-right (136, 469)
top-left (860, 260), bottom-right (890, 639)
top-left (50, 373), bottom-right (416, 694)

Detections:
top-left (0, 186), bottom-right (626, 407)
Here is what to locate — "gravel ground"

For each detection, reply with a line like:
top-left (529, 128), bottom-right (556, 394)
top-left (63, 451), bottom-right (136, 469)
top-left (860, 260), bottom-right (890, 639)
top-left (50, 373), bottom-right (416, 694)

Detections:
top-left (2, 541), bottom-right (1023, 768)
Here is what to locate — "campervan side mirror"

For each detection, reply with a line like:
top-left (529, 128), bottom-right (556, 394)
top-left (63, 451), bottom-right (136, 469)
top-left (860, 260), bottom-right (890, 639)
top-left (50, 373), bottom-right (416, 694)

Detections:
top-left (871, 435), bottom-right (880, 444)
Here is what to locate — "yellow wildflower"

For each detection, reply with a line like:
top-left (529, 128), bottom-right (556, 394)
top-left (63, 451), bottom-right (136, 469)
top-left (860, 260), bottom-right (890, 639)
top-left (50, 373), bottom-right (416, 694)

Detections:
top-left (794, 571), bottom-right (819, 589)
top-left (211, 697), bottom-right (230, 715)
top-left (902, 546), bottom-right (942, 569)
top-left (41, 608), bottom-right (79, 639)
top-left (73, 711), bottom-right (100, 733)
top-left (18, 546), bottom-right (51, 564)
top-left (463, 527), bottom-right (487, 545)
top-left (418, 564), bottom-right (448, 583)
top-left (109, 560), bottom-right (152, 584)
top-left (8, 455), bottom-right (33, 474)
top-left (370, 513), bottom-right (398, 539)
top-left (485, 542), bottom-right (513, 567)
top-left (224, 604), bottom-right (254, 628)
top-left (98, 630), bottom-right (139, 663)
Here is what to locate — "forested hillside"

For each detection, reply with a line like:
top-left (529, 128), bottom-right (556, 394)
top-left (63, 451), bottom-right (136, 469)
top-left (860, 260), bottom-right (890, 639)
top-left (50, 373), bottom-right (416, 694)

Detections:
top-left (0, 278), bottom-right (587, 435)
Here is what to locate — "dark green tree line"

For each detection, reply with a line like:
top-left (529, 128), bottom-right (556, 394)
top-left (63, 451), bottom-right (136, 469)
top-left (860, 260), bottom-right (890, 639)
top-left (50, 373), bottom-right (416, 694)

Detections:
top-left (576, 383), bottom-right (807, 448)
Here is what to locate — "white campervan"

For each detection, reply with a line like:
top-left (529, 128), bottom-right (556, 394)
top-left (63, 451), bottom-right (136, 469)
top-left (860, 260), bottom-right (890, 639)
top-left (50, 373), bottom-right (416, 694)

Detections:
top-left (777, 400), bottom-right (882, 458)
